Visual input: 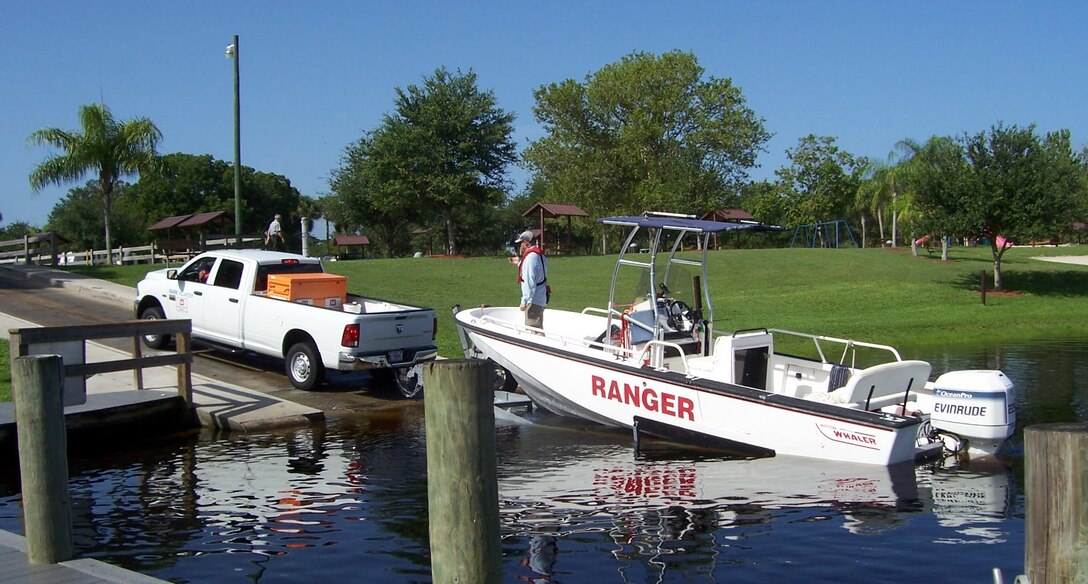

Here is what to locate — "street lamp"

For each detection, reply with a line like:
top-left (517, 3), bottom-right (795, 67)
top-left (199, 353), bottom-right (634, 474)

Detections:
top-left (225, 35), bottom-right (242, 246)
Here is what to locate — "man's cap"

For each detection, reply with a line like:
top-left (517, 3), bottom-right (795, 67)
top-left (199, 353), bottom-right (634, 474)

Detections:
top-left (514, 230), bottom-right (535, 244)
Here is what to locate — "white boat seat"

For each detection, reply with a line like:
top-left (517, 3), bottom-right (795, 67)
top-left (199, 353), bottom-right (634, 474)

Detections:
top-left (805, 360), bottom-right (931, 411)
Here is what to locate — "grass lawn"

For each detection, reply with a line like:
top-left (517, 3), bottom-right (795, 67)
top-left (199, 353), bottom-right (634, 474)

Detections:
top-left (356, 245), bottom-right (1088, 356)
top-left (5, 243), bottom-right (1083, 401)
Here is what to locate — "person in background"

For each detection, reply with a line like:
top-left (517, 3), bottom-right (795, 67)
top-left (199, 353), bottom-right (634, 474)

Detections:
top-left (514, 230), bottom-right (548, 329)
top-left (265, 213), bottom-right (284, 251)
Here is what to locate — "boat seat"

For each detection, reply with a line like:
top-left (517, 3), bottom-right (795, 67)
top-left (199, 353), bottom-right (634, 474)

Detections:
top-left (805, 360), bottom-right (931, 411)
top-left (828, 364), bottom-right (851, 391)
top-left (589, 324), bottom-right (621, 347)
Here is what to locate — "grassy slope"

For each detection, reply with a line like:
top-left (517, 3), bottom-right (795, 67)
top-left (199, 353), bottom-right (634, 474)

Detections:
top-left (324, 244), bottom-right (1088, 358)
top-left (5, 244), bottom-right (1081, 402)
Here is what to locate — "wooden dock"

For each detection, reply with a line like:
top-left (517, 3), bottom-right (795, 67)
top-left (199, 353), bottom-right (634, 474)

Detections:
top-left (0, 530), bottom-right (168, 583)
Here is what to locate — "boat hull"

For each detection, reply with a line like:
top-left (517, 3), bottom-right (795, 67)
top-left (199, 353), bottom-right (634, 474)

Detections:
top-left (457, 307), bottom-right (935, 466)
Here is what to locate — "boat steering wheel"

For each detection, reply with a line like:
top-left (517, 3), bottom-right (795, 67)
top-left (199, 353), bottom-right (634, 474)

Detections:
top-left (665, 299), bottom-right (694, 331)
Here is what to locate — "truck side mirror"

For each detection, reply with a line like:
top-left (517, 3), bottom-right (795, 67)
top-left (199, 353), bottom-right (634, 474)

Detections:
top-left (167, 269), bottom-right (178, 280)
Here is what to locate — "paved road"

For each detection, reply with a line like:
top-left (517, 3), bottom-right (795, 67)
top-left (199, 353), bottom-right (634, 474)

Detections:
top-left (0, 265), bottom-right (419, 420)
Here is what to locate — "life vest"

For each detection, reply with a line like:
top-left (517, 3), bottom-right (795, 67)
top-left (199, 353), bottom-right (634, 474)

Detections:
top-left (517, 246), bottom-right (547, 285)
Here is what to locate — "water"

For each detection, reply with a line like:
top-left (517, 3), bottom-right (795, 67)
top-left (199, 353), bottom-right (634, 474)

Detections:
top-left (2, 340), bottom-right (1086, 583)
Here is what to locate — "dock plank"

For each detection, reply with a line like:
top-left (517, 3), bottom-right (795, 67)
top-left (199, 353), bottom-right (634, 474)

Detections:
top-left (0, 530), bottom-right (169, 584)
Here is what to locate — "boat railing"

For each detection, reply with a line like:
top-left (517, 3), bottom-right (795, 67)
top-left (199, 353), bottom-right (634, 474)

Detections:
top-left (477, 310), bottom-right (638, 360)
top-left (765, 328), bottom-right (902, 366)
top-left (580, 306), bottom-right (658, 337)
top-left (580, 306), bottom-right (617, 318)
top-left (635, 340), bottom-right (691, 374)
top-left (477, 308), bottom-right (694, 373)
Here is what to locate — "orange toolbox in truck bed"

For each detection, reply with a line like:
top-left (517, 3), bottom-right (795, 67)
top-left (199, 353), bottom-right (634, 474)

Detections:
top-left (266, 273), bottom-right (347, 308)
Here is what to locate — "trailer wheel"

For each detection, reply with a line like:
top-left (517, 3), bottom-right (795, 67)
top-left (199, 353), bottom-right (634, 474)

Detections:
top-left (285, 341), bottom-right (324, 391)
top-left (139, 306), bottom-right (169, 350)
top-left (491, 361), bottom-right (518, 392)
top-left (393, 364), bottom-right (424, 399)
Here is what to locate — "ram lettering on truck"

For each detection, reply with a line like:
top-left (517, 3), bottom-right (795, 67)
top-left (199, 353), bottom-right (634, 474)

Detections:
top-left (134, 250), bottom-right (437, 397)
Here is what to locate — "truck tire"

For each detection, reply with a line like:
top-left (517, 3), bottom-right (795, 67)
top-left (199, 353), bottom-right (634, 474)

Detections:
top-left (139, 305), bottom-right (170, 350)
top-left (286, 341), bottom-right (324, 391)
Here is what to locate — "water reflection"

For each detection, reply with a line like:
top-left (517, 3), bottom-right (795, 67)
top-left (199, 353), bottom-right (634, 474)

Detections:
top-left (1, 339), bottom-right (1084, 582)
top-left (497, 422), bottom-right (1015, 582)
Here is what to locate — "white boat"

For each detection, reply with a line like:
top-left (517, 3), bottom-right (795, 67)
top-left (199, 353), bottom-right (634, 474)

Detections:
top-left (454, 213), bottom-right (1016, 466)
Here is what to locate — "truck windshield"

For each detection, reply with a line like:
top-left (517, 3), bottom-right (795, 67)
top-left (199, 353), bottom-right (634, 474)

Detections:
top-left (254, 263), bottom-right (324, 292)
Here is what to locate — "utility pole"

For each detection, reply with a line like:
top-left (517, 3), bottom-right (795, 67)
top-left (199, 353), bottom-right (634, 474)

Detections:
top-left (227, 35), bottom-right (242, 246)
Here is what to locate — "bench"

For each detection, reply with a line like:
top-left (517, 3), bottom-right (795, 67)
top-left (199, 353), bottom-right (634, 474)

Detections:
top-left (805, 360), bottom-right (931, 411)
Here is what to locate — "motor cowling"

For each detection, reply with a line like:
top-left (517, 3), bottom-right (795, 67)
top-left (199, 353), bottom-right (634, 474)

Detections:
top-left (929, 370), bottom-right (1016, 446)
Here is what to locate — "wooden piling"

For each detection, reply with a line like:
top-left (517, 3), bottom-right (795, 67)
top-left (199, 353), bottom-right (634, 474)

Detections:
top-left (12, 354), bottom-right (73, 564)
top-left (980, 270), bottom-right (987, 305)
top-left (424, 359), bottom-right (501, 584)
top-left (1023, 423), bottom-right (1088, 583)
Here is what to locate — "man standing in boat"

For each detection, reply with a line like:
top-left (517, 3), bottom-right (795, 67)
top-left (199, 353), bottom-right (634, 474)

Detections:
top-left (514, 230), bottom-right (549, 329)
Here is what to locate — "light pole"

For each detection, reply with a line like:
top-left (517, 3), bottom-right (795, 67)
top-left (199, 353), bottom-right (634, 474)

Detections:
top-left (226, 35), bottom-right (242, 246)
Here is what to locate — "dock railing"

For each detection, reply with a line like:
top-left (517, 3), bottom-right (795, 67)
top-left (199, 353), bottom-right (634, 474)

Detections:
top-left (8, 319), bottom-right (194, 405)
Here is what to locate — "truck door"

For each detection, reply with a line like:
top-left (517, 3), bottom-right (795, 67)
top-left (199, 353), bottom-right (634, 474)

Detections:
top-left (201, 258), bottom-right (246, 344)
top-left (172, 256), bottom-right (217, 335)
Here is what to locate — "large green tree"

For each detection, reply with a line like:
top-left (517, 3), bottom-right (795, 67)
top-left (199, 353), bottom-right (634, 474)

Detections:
top-left (328, 129), bottom-right (422, 257)
top-left (523, 50), bottom-right (770, 217)
top-left (28, 103), bottom-right (162, 264)
top-left (47, 180), bottom-right (148, 251)
top-left (909, 124), bottom-right (1083, 290)
top-left (129, 153), bottom-right (303, 249)
top-left (0, 221), bottom-right (41, 241)
top-left (129, 153), bottom-right (234, 221)
top-left (329, 67), bottom-right (517, 256)
top-left (772, 135), bottom-right (861, 231)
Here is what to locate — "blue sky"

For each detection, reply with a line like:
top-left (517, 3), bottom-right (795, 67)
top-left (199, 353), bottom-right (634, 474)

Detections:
top-left (3, 1), bottom-right (1086, 229)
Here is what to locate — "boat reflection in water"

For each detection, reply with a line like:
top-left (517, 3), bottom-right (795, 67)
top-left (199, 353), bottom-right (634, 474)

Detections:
top-left (496, 420), bottom-right (1013, 581)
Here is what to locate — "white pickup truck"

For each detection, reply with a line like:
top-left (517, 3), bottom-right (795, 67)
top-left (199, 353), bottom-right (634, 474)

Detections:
top-left (134, 249), bottom-right (437, 397)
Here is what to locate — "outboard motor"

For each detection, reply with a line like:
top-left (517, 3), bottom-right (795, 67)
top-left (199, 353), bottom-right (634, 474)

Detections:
top-left (928, 370), bottom-right (1016, 457)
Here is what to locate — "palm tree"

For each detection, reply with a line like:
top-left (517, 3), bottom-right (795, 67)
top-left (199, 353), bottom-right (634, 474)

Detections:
top-left (855, 156), bottom-right (904, 247)
top-left (855, 158), bottom-right (884, 247)
top-left (296, 194), bottom-right (324, 255)
top-left (28, 103), bottom-right (162, 265)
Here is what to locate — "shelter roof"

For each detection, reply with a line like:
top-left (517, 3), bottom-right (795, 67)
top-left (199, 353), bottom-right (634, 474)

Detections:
top-left (334, 235), bottom-right (370, 246)
top-left (148, 211), bottom-right (233, 231)
top-left (177, 210), bottom-right (231, 228)
top-left (523, 202), bottom-right (589, 218)
top-left (147, 214), bottom-right (193, 231)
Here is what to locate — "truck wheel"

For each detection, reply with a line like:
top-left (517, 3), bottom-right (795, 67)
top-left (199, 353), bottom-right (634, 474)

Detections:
top-left (393, 365), bottom-right (424, 399)
top-left (286, 341), bottom-right (324, 391)
top-left (139, 306), bottom-right (169, 350)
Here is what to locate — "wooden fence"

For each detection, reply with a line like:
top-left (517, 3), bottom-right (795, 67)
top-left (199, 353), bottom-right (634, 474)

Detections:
top-left (0, 232), bottom-right (262, 267)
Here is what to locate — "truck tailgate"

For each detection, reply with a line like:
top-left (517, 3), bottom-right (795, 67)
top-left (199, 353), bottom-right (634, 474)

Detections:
top-left (360, 310), bottom-right (434, 351)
